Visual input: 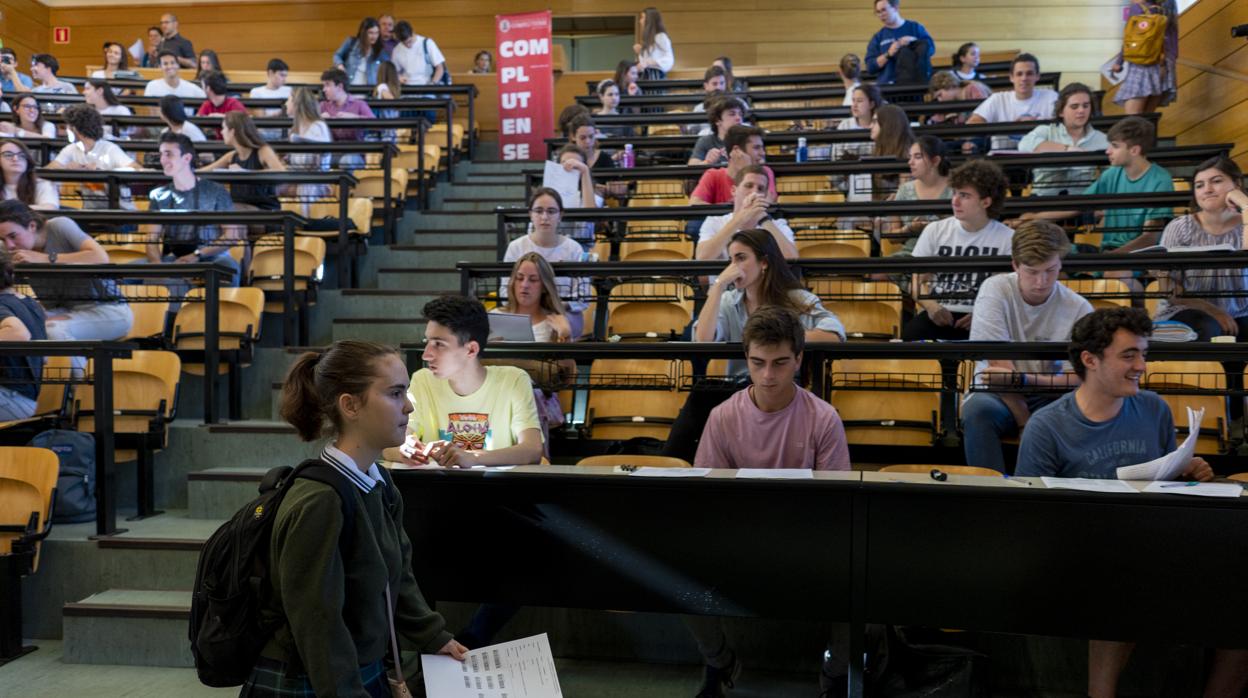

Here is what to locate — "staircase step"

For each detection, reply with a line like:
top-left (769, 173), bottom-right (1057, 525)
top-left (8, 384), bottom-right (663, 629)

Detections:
top-left (435, 183), bottom-right (525, 200)
top-left (187, 466), bottom-right (269, 519)
top-left (403, 211), bottom-right (496, 230)
top-left (63, 589), bottom-right (193, 667)
top-left (440, 197), bottom-right (515, 212)
top-left (377, 267), bottom-right (464, 292)
top-left (336, 289), bottom-right (443, 318)
top-left (387, 244), bottom-right (497, 267)
top-left (332, 317), bottom-right (427, 344)
top-left (464, 161), bottom-right (532, 175)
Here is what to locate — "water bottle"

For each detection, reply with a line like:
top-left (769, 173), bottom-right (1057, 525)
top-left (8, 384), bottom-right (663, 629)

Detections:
top-left (622, 143), bottom-right (634, 168)
top-left (796, 137), bottom-right (808, 163)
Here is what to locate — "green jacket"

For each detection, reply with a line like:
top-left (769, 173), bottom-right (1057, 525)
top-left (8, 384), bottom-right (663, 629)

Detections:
top-left (260, 466), bottom-right (451, 696)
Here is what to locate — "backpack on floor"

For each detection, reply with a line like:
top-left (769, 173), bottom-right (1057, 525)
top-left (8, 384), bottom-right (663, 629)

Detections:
top-left (1123, 5), bottom-right (1169, 66)
top-left (29, 429), bottom-right (96, 524)
top-left (188, 459), bottom-right (374, 687)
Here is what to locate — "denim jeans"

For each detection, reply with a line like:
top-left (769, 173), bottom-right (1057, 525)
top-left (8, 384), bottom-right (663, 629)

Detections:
top-left (0, 386), bottom-right (36, 421)
top-left (44, 301), bottom-right (134, 341)
top-left (961, 391), bottom-right (1057, 473)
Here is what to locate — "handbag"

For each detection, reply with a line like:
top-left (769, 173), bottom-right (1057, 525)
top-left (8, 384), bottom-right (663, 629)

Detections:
top-left (384, 583), bottom-right (415, 698)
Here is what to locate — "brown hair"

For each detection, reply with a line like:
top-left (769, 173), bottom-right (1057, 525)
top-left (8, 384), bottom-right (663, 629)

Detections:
top-left (1011, 220), bottom-right (1070, 266)
top-left (0, 139), bottom-right (39, 206)
top-left (743, 305), bottom-right (805, 357)
top-left (707, 95), bottom-right (747, 128)
top-left (949, 160), bottom-right (1008, 219)
top-left (728, 229), bottom-right (812, 315)
top-left (504, 253), bottom-right (566, 316)
top-left (852, 82), bottom-right (883, 115)
top-left (376, 60), bottom-right (402, 99)
top-left (353, 17), bottom-right (383, 61)
top-left (733, 163), bottom-right (768, 186)
top-left (639, 7), bottom-right (668, 53)
top-left (528, 186), bottom-right (564, 210)
top-left (1107, 116), bottom-right (1155, 155)
top-left (1053, 82), bottom-right (1095, 122)
top-left (927, 70), bottom-right (960, 97)
top-left (839, 54), bottom-right (862, 81)
top-left (103, 41), bottom-right (129, 70)
top-left (1068, 307), bottom-right (1151, 379)
top-left (1191, 155), bottom-right (1244, 209)
top-left (63, 104), bottom-right (104, 141)
top-left (556, 143), bottom-right (584, 162)
top-left (872, 104), bottom-right (914, 159)
top-left (223, 111), bottom-right (268, 152)
top-left (288, 86), bottom-right (321, 135)
top-left (724, 124), bottom-right (763, 155)
top-left (558, 103), bottom-right (591, 138)
top-left (913, 134), bottom-right (951, 177)
top-left (280, 341), bottom-right (399, 441)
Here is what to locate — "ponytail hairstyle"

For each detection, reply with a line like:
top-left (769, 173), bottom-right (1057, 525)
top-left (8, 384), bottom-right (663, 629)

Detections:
top-left (913, 134), bottom-right (951, 177)
top-left (953, 42), bottom-right (978, 73)
top-left (279, 340), bottom-right (400, 441)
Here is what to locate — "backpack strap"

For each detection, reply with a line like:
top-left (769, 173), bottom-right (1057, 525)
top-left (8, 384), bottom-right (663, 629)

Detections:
top-left (287, 459), bottom-right (360, 554)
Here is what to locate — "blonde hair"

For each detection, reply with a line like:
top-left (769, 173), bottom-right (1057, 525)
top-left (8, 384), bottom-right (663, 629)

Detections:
top-left (288, 86), bottom-right (321, 135)
top-left (504, 253), bottom-right (566, 316)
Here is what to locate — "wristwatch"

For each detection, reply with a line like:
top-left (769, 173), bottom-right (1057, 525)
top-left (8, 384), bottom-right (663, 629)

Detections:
top-left (47, 251), bottom-right (58, 264)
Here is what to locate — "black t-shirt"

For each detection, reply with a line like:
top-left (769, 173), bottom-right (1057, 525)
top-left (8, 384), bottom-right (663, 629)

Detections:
top-left (0, 293), bottom-right (47, 401)
top-left (159, 34), bottom-right (196, 61)
top-left (590, 150), bottom-right (615, 170)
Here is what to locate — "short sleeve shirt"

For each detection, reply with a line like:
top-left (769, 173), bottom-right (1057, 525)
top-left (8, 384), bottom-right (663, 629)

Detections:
top-left (406, 365), bottom-right (543, 450)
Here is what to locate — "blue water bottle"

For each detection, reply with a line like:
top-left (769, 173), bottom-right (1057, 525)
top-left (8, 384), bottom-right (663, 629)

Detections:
top-left (796, 137), bottom-right (808, 163)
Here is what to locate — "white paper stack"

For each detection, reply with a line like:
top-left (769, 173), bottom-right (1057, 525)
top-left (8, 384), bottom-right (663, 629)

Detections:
top-left (423, 633), bottom-right (563, 698)
top-left (1116, 406), bottom-right (1203, 480)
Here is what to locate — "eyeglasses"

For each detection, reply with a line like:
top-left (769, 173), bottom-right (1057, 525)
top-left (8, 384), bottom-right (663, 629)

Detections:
top-left (18, 103), bottom-right (39, 111)
top-left (0, 151), bottom-right (28, 161)
top-left (529, 208), bottom-right (560, 218)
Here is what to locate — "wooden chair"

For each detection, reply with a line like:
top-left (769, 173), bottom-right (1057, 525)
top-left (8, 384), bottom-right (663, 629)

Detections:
top-left (118, 285), bottom-right (171, 346)
top-left (619, 238), bottom-right (692, 261)
top-left (247, 234), bottom-right (326, 344)
top-left (1143, 361), bottom-right (1228, 455)
top-left (172, 287), bottom-right (264, 421)
top-left (830, 359), bottom-right (944, 446)
top-left (0, 356), bottom-right (74, 439)
top-left (0, 446), bottom-right (58, 662)
top-left (1060, 278), bottom-right (1133, 310)
top-left (879, 464), bottom-right (1003, 477)
top-left (815, 279), bottom-right (904, 340)
top-left (576, 455), bottom-right (692, 468)
top-left (101, 242), bottom-right (149, 264)
top-left (79, 350), bottom-right (181, 519)
top-left (1227, 473), bottom-right (1248, 483)
top-left (586, 359), bottom-right (685, 441)
top-left (798, 239), bottom-right (871, 259)
top-left (607, 300), bottom-right (691, 341)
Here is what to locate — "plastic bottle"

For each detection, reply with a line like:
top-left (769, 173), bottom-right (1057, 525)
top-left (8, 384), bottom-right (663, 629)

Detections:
top-left (796, 137), bottom-right (808, 163)
top-left (622, 143), bottom-right (634, 168)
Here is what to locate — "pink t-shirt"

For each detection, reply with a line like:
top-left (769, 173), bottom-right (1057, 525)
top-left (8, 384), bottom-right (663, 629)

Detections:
top-left (691, 165), bottom-right (779, 204)
top-left (694, 386), bottom-right (851, 470)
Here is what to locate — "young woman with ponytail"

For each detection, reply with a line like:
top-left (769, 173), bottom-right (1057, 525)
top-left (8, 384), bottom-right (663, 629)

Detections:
top-left (239, 340), bottom-right (466, 696)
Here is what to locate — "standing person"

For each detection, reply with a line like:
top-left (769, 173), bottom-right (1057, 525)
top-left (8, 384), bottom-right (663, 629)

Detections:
top-left (471, 50), bottom-right (493, 74)
top-left (613, 59), bottom-right (641, 97)
top-left (159, 95), bottom-right (207, 142)
top-left (951, 42), bottom-right (983, 81)
top-left (0, 246), bottom-right (46, 421)
top-left (0, 49), bottom-right (32, 92)
top-left (502, 188), bottom-right (590, 338)
top-left (145, 132), bottom-right (242, 286)
top-left (1112, 0), bottom-right (1179, 115)
top-left (688, 95), bottom-right (746, 166)
top-left (333, 17), bottom-right (388, 86)
top-left (865, 0), bottom-right (935, 85)
top-left (593, 80), bottom-right (633, 138)
top-left (633, 7), bottom-right (674, 81)
top-left (378, 13), bottom-right (398, 54)
top-left (391, 20), bottom-right (446, 87)
top-left (157, 13), bottom-right (196, 68)
top-left (839, 54), bottom-right (863, 106)
top-left (0, 139), bottom-right (59, 210)
top-left (140, 26), bottom-right (163, 68)
top-left (243, 340), bottom-right (466, 697)
top-left (319, 69), bottom-right (376, 142)
top-left (961, 221), bottom-right (1092, 473)
top-left (0, 95), bottom-right (56, 139)
top-left (1, 200), bottom-right (133, 341)
top-left (201, 112), bottom-right (286, 212)
top-left (194, 49), bottom-right (225, 84)
top-left (92, 42), bottom-right (130, 81)
top-left (47, 105), bottom-right (141, 210)
top-left (25, 54), bottom-right (78, 98)
top-left (1018, 82), bottom-right (1109, 196)
top-left (1153, 157), bottom-right (1248, 341)
top-left (143, 51), bottom-right (207, 100)
top-left (903, 159), bottom-right (1014, 341)
top-left (967, 53), bottom-right (1058, 124)
top-left (196, 71), bottom-right (247, 117)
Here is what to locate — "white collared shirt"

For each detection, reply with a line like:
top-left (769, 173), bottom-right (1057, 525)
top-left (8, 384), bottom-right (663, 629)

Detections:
top-left (321, 443), bottom-right (387, 493)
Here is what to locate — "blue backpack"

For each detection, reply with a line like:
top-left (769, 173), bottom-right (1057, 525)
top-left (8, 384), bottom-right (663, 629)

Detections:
top-left (29, 429), bottom-right (96, 524)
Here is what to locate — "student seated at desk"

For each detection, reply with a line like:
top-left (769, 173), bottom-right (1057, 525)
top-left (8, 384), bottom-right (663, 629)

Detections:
top-left (689, 125), bottom-right (777, 205)
top-left (1014, 308), bottom-right (1247, 697)
top-left (696, 164), bottom-right (797, 262)
top-left (962, 221), bottom-right (1092, 473)
top-left (47, 104), bottom-right (141, 209)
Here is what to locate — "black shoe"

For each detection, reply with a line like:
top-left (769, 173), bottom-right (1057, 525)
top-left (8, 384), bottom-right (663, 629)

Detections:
top-left (695, 652), bottom-right (741, 698)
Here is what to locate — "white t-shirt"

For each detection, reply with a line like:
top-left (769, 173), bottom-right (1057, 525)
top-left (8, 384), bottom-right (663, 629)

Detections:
top-left (293, 121), bottom-right (332, 143)
top-left (971, 88), bottom-right (1059, 123)
top-left (912, 217), bottom-right (1015, 313)
top-left (842, 81), bottom-right (859, 107)
top-left (970, 272), bottom-right (1093, 377)
top-left (4, 179), bottom-right (60, 210)
top-left (502, 234), bottom-right (590, 313)
top-left (698, 213), bottom-right (795, 260)
top-left (99, 105), bottom-right (131, 116)
top-left (53, 139), bottom-right (138, 210)
top-left (144, 78), bottom-right (206, 100)
top-left (163, 122), bottom-right (207, 142)
top-left (249, 84), bottom-right (292, 117)
top-left (392, 36), bottom-right (446, 86)
top-left (638, 33), bottom-right (674, 74)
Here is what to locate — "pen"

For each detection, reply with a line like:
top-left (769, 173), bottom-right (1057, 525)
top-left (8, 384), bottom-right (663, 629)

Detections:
top-left (1160, 481), bottom-right (1198, 488)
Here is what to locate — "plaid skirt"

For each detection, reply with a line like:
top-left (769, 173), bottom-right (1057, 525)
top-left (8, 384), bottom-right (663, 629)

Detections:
top-left (238, 657), bottom-right (389, 697)
top-left (1114, 58), bottom-right (1177, 106)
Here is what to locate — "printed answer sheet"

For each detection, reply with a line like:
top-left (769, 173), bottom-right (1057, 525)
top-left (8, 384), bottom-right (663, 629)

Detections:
top-left (1116, 406), bottom-right (1203, 481)
top-left (423, 633), bottom-right (562, 698)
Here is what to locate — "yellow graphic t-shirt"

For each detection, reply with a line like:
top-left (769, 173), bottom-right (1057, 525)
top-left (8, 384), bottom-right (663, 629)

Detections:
top-left (406, 365), bottom-right (542, 451)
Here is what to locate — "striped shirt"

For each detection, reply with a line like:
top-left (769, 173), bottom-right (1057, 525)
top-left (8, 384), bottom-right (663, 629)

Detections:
top-left (321, 444), bottom-right (387, 493)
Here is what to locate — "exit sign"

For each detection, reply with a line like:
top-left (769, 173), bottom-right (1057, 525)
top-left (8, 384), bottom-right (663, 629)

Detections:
top-left (52, 26), bottom-right (70, 44)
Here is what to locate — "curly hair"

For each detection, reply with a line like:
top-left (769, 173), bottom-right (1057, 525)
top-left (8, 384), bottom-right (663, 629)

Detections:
top-left (948, 159), bottom-right (1009, 220)
top-left (1068, 307), bottom-right (1152, 379)
top-left (707, 94), bottom-right (747, 128)
top-left (62, 104), bottom-right (104, 141)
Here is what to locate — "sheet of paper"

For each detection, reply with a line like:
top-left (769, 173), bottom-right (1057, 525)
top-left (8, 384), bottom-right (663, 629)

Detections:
top-left (1100, 56), bottom-right (1125, 86)
top-left (1116, 406), bottom-right (1203, 481)
top-left (1041, 477), bottom-right (1139, 494)
top-left (1142, 481), bottom-right (1244, 498)
top-left (128, 38), bottom-right (146, 62)
top-left (423, 633), bottom-right (563, 698)
top-left (736, 468), bottom-right (814, 479)
top-left (627, 467), bottom-right (712, 478)
top-left (542, 160), bottom-right (581, 209)
top-left (470, 465), bottom-right (517, 471)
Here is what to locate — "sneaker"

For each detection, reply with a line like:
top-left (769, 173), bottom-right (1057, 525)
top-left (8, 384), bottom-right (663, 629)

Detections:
top-left (695, 652), bottom-right (742, 698)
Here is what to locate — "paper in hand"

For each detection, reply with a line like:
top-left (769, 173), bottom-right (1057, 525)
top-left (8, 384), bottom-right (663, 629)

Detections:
top-left (128, 39), bottom-right (146, 62)
top-left (542, 160), bottom-right (581, 210)
top-left (1100, 56), bottom-right (1125, 86)
top-left (1116, 406), bottom-right (1203, 481)
top-left (423, 633), bottom-right (563, 698)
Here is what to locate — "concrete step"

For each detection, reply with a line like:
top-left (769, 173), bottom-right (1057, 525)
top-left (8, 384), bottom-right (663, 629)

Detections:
top-left (187, 466), bottom-right (268, 519)
top-left (388, 243), bottom-right (496, 268)
top-left (63, 589), bottom-right (193, 667)
top-left (432, 182), bottom-right (525, 201)
top-left (335, 289), bottom-right (441, 319)
top-left (403, 210), bottom-right (496, 231)
top-left (331, 317), bottom-right (427, 344)
top-left (462, 160), bottom-right (531, 175)
top-left (439, 197), bottom-right (515, 212)
top-left (377, 267), bottom-right (463, 292)
top-left (401, 229), bottom-right (498, 248)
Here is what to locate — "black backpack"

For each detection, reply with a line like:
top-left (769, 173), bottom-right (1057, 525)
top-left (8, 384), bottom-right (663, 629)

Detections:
top-left (188, 459), bottom-right (376, 687)
top-left (894, 39), bottom-right (933, 85)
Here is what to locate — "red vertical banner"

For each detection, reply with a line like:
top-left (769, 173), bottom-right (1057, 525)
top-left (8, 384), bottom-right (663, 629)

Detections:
top-left (496, 11), bottom-right (553, 161)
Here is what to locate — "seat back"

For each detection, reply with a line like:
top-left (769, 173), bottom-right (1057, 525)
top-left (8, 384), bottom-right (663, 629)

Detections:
top-left (586, 359), bottom-right (685, 441)
top-left (576, 455), bottom-right (692, 468)
top-left (0, 446), bottom-right (59, 569)
top-left (830, 359), bottom-right (943, 445)
top-left (879, 464), bottom-right (1003, 477)
top-left (173, 287), bottom-right (265, 356)
top-left (1060, 278), bottom-right (1133, 309)
top-left (118, 285), bottom-right (171, 343)
top-left (80, 350), bottom-right (182, 435)
top-left (607, 301), bottom-right (691, 340)
top-left (1144, 360), bottom-right (1228, 454)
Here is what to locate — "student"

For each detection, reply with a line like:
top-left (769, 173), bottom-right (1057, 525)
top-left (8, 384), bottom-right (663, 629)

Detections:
top-left (319, 69), bottom-right (376, 142)
top-left (384, 295), bottom-right (544, 468)
top-left (688, 95), bottom-right (746, 166)
top-left (471, 50), bottom-right (492, 74)
top-left (687, 65), bottom-right (728, 134)
top-left (634, 7), bottom-right (674, 80)
top-left (201, 112), bottom-right (286, 212)
top-left (92, 41), bottom-right (130, 82)
top-left (333, 17), bottom-right (388, 86)
top-left (391, 20), bottom-right (446, 87)
top-left (194, 49), bottom-right (226, 84)
top-left (1018, 82), bottom-right (1109, 196)
top-left (1153, 157), bottom-right (1248, 341)
top-left (865, 0), bottom-right (935, 85)
top-left (697, 165), bottom-right (797, 262)
top-left (140, 27), bottom-right (163, 69)
top-left (157, 13), bottom-right (196, 68)
top-left (143, 50), bottom-right (206, 100)
top-left (47, 105), bottom-right (141, 210)
top-left (962, 221), bottom-right (1093, 473)
top-left (712, 56), bottom-right (744, 93)
top-left (862, 103), bottom-right (914, 201)
top-left (951, 42), bottom-right (983, 81)
top-left (833, 83), bottom-right (882, 165)
top-left (248, 59), bottom-right (292, 102)
top-left (196, 71), bottom-right (246, 117)
top-left (0, 139), bottom-right (59, 210)
top-left (664, 230), bottom-right (845, 462)
top-left (690, 125), bottom-right (778, 204)
top-left (158, 95), bottom-right (207, 142)
top-left (568, 115), bottom-right (613, 170)
top-left (925, 70), bottom-right (965, 125)
top-left (687, 306), bottom-right (852, 697)
top-left (613, 59), bottom-right (641, 97)
top-left (0, 246), bottom-right (46, 421)
top-left (0, 95), bottom-right (56, 139)
top-left (285, 87), bottom-right (332, 175)
top-left (839, 54), bottom-right (862, 106)
top-left (246, 340), bottom-right (466, 696)
top-left (0, 200), bottom-right (133, 341)
top-left (1017, 116), bottom-right (1174, 255)
top-left (503, 188), bottom-right (590, 338)
top-left (593, 79), bottom-right (633, 139)
top-left (146, 132), bottom-right (242, 285)
top-left (496, 253), bottom-right (574, 343)
top-left (82, 78), bottom-right (131, 118)
top-left (1112, 0), bottom-right (1179, 115)
top-left (548, 144), bottom-right (601, 249)
top-left (886, 135), bottom-right (953, 257)
top-left (0, 48), bottom-right (33, 92)
top-left (378, 14), bottom-right (399, 54)
top-left (25, 54), bottom-right (77, 97)
top-left (903, 159), bottom-right (1014, 341)
top-left (967, 53), bottom-right (1057, 124)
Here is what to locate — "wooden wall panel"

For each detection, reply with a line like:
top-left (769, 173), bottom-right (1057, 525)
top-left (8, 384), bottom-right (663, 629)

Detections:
top-left (0, 0), bottom-right (49, 67)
